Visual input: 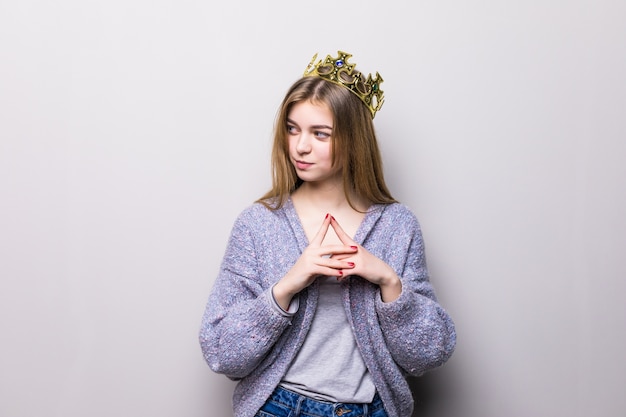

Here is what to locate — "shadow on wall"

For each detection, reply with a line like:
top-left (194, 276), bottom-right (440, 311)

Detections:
top-left (409, 369), bottom-right (456, 417)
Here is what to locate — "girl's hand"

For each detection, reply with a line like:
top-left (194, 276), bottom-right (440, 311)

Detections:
top-left (329, 216), bottom-right (402, 302)
top-left (272, 214), bottom-right (357, 310)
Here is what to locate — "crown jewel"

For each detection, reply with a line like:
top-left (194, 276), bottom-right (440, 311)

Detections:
top-left (303, 51), bottom-right (384, 118)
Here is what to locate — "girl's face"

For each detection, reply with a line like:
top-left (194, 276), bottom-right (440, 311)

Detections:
top-left (287, 100), bottom-right (341, 185)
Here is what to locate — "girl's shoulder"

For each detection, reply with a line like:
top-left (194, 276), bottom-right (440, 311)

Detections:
top-left (234, 200), bottom-right (289, 228)
top-left (366, 202), bottom-right (424, 241)
top-left (375, 202), bottom-right (420, 224)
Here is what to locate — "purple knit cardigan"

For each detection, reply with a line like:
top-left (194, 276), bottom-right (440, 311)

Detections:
top-left (199, 199), bottom-right (456, 417)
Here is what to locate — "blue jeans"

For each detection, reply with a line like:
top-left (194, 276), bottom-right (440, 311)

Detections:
top-left (255, 386), bottom-right (388, 417)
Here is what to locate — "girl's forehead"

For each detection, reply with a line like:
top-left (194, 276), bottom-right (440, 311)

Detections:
top-left (288, 101), bottom-right (333, 125)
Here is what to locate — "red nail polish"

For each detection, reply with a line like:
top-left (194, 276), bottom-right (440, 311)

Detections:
top-left (325, 213), bottom-right (329, 219)
top-left (331, 216), bottom-right (336, 221)
top-left (348, 262), bottom-right (355, 267)
top-left (351, 246), bottom-right (358, 250)
top-left (338, 270), bottom-right (343, 276)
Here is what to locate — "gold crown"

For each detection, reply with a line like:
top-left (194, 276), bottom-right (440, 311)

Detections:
top-left (303, 51), bottom-right (384, 118)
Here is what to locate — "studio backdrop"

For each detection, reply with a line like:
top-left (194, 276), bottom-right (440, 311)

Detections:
top-left (1, 1), bottom-right (625, 416)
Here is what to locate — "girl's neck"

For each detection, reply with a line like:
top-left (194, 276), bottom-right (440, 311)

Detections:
top-left (293, 181), bottom-right (369, 213)
top-left (291, 180), bottom-right (370, 244)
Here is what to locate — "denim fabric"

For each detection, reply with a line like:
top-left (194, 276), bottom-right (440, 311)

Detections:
top-left (255, 386), bottom-right (388, 417)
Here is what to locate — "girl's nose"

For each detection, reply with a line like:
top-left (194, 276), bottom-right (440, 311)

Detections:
top-left (295, 134), bottom-right (312, 154)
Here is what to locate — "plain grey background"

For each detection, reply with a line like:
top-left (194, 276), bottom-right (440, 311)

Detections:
top-left (1, 1), bottom-right (625, 416)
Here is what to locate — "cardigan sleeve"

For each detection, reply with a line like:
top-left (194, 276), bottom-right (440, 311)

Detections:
top-left (374, 211), bottom-right (456, 376)
top-left (199, 209), bottom-right (293, 380)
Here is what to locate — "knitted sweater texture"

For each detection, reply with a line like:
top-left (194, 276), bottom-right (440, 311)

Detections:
top-left (199, 199), bottom-right (456, 417)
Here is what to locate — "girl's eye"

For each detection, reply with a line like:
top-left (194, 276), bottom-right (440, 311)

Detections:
top-left (315, 131), bottom-right (331, 139)
top-left (287, 125), bottom-right (298, 134)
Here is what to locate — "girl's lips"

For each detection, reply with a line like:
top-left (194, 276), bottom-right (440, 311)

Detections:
top-left (295, 160), bottom-right (313, 170)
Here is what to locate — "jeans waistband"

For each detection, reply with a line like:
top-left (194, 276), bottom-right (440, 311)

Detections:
top-left (266, 386), bottom-right (384, 417)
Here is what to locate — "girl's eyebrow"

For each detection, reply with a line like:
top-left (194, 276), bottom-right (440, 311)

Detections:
top-left (287, 118), bottom-right (333, 130)
top-left (311, 124), bottom-right (333, 130)
top-left (286, 118), bottom-right (333, 131)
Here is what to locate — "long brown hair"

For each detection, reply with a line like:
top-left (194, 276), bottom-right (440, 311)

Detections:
top-left (257, 76), bottom-right (396, 210)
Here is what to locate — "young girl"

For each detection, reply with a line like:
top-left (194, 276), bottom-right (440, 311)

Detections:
top-left (199, 51), bottom-right (456, 417)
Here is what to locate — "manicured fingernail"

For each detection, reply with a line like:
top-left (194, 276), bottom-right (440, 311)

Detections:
top-left (338, 270), bottom-right (343, 275)
top-left (331, 215), bottom-right (336, 221)
top-left (325, 213), bottom-right (329, 219)
top-left (347, 262), bottom-right (355, 267)
top-left (350, 246), bottom-right (358, 250)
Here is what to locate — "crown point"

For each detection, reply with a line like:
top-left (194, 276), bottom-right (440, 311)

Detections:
top-left (303, 50), bottom-right (384, 118)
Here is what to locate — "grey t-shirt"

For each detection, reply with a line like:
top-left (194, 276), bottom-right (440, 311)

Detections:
top-left (278, 276), bottom-right (376, 403)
